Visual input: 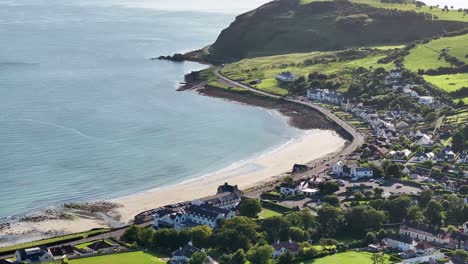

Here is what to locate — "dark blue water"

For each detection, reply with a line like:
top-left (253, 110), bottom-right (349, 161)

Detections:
top-left (0, 0), bottom-right (299, 218)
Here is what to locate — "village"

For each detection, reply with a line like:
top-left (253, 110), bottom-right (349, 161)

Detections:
top-left (1, 68), bottom-right (466, 264)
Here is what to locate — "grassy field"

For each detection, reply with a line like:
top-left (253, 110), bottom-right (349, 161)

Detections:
top-left (300, 0), bottom-right (468, 22)
top-left (258, 208), bottom-right (283, 219)
top-left (221, 50), bottom-right (393, 95)
top-left (423, 73), bottom-right (468, 92)
top-left (297, 251), bottom-right (389, 264)
top-left (445, 109), bottom-right (468, 125)
top-left (0, 229), bottom-right (109, 254)
top-left (404, 34), bottom-right (468, 71)
top-left (70, 251), bottom-right (166, 264)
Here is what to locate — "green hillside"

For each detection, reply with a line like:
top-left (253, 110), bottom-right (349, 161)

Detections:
top-left (221, 47), bottom-right (395, 95)
top-left (204, 0), bottom-right (468, 62)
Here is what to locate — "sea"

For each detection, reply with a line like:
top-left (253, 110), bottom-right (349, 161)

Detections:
top-left (0, 0), bottom-right (304, 219)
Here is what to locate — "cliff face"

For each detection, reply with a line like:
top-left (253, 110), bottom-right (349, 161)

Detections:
top-left (206, 0), bottom-right (468, 62)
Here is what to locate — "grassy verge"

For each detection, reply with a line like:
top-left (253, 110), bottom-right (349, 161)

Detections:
top-left (69, 251), bottom-right (166, 264)
top-left (0, 229), bottom-right (110, 254)
top-left (258, 208), bottom-right (283, 219)
top-left (297, 251), bottom-right (390, 264)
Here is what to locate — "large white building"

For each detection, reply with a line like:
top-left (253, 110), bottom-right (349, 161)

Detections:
top-left (350, 167), bottom-right (373, 179)
top-left (383, 234), bottom-right (417, 251)
top-left (15, 247), bottom-right (53, 263)
top-left (418, 96), bottom-right (434, 105)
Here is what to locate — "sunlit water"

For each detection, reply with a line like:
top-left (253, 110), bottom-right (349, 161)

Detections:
top-left (0, 0), bottom-right (304, 218)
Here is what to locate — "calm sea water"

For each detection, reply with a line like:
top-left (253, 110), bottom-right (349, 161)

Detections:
top-left (0, 0), bottom-right (299, 218)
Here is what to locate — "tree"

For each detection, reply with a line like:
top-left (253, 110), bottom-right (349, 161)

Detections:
top-left (324, 195), bottom-right (340, 206)
top-left (371, 253), bottom-right (386, 264)
top-left (354, 191), bottom-right (363, 200)
top-left (317, 205), bottom-right (343, 237)
top-left (214, 217), bottom-right (259, 252)
top-left (231, 249), bottom-right (246, 264)
top-left (460, 185), bottom-right (468, 195)
top-left (191, 225), bottom-right (212, 248)
top-left (419, 189), bottom-right (434, 208)
top-left (246, 244), bottom-right (273, 264)
top-left (374, 188), bottom-right (384, 199)
top-left (424, 200), bottom-right (445, 226)
top-left (365, 232), bottom-right (377, 244)
top-left (260, 216), bottom-right (291, 243)
top-left (385, 164), bottom-right (403, 179)
top-left (346, 205), bottom-right (386, 235)
top-left (282, 176), bottom-right (295, 185)
top-left (318, 181), bottom-right (340, 195)
top-left (239, 198), bottom-right (262, 218)
top-left (452, 130), bottom-right (466, 152)
top-left (288, 227), bottom-right (308, 242)
top-left (122, 225), bottom-right (140, 243)
top-left (190, 251), bottom-right (207, 264)
top-left (407, 206), bottom-right (423, 222)
top-left (278, 251), bottom-right (294, 264)
top-left (319, 238), bottom-right (338, 250)
top-left (386, 196), bottom-right (412, 222)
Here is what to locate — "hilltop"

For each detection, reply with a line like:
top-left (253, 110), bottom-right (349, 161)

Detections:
top-left (196, 0), bottom-right (468, 62)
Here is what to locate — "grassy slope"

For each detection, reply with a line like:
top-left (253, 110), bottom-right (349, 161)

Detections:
top-left (301, 0), bottom-right (468, 22)
top-left (423, 74), bottom-right (468, 92)
top-left (297, 251), bottom-right (390, 264)
top-left (70, 251), bottom-right (165, 264)
top-left (221, 48), bottom-right (393, 95)
top-left (208, 0), bottom-right (468, 61)
top-left (404, 33), bottom-right (468, 71)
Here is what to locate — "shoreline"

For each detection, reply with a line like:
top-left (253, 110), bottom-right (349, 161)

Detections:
top-left (0, 68), bottom-right (349, 248)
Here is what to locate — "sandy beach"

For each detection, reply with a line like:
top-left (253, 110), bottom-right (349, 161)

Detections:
top-left (0, 129), bottom-right (345, 246)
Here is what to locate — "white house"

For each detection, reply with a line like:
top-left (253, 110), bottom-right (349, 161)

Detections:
top-left (384, 235), bottom-right (417, 251)
top-left (280, 183), bottom-right (301, 196)
top-left (416, 133), bottom-right (433, 146)
top-left (403, 87), bottom-right (419, 98)
top-left (271, 240), bottom-right (300, 258)
top-left (275, 71), bottom-right (295, 82)
top-left (412, 152), bottom-right (433, 163)
top-left (350, 167), bottom-right (373, 179)
top-left (418, 96), bottom-right (434, 105)
top-left (389, 69), bottom-right (402, 79)
top-left (15, 247), bottom-right (53, 263)
top-left (332, 160), bottom-right (344, 175)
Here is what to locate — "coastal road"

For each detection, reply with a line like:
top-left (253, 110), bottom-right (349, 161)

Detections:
top-left (213, 69), bottom-right (365, 197)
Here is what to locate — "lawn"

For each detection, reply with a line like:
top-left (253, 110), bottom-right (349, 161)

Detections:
top-left (0, 229), bottom-right (110, 254)
top-left (258, 208), bottom-right (283, 219)
top-left (297, 251), bottom-right (389, 264)
top-left (69, 251), bottom-right (166, 264)
top-left (404, 33), bottom-right (468, 71)
top-left (423, 74), bottom-right (468, 92)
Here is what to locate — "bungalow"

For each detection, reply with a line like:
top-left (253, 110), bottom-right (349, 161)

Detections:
top-left (418, 96), bottom-right (434, 105)
top-left (280, 183), bottom-right (301, 196)
top-left (395, 121), bottom-right (410, 132)
top-left (402, 87), bottom-right (419, 98)
top-left (271, 240), bottom-right (300, 258)
top-left (15, 247), bottom-right (53, 263)
top-left (49, 245), bottom-right (75, 259)
top-left (276, 71), bottom-right (295, 82)
top-left (350, 167), bottom-right (373, 179)
top-left (383, 234), bottom-right (416, 251)
top-left (86, 240), bottom-right (119, 253)
top-left (171, 243), bottom-right (216, 264)
top-left (400, 222), bottom-right (451, 245)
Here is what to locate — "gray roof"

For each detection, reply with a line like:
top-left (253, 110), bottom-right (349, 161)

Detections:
top-left (387, 234), bottom-right (413, 244)
top-left (271, 241), bottom-right (300, 251)
top-left (355, 167), bottom-right (373, 172)
top-left (200, 192), bottom-right (241, 206)
top-left (186, 204), bottom-right (231, 220)
top-left (172, 244), bottom-right (200, 258)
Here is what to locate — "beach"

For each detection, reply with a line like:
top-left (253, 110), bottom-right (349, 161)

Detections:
top-left (0, 128), bottom-right (345, 246)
